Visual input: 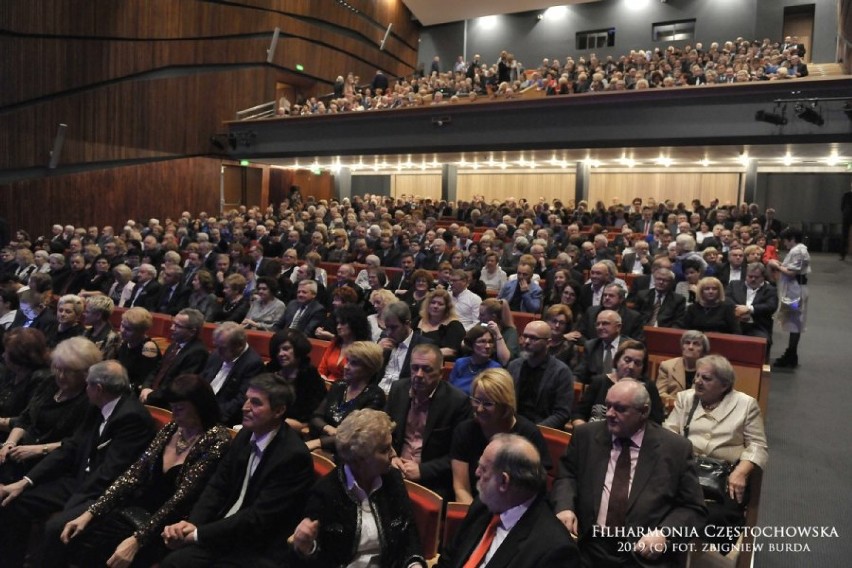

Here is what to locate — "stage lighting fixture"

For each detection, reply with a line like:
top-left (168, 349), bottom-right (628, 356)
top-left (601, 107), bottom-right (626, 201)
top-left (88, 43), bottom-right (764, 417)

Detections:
top-left (795, 103), bottom-right (824, 126)
top-left (755, 109), bottom-right (787, 125)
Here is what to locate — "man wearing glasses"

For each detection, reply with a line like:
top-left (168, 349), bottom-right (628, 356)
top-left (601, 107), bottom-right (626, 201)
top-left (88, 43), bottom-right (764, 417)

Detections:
top-left (553, 380), bottom-right (706, 567)
top-left (140, 308), bottom-right (209, 407)
top-left (507, 321), bottom-right (574, 429)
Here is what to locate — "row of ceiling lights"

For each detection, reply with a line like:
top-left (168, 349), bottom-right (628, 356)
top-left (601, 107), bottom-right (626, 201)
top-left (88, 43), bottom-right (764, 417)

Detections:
top-left (274, 152), bottom-right (846, 173)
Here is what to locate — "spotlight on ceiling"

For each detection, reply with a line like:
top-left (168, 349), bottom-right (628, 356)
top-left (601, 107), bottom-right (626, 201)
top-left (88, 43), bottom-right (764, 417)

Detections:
top-left (795, 102), bottom-right (824, 126)
top-left (755, 109), bottom-right (787, 125)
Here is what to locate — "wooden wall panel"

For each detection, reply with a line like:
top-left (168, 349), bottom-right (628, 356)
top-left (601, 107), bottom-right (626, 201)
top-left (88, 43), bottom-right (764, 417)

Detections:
top-left (0, 157), bottom-right (221, 239)
top-left (390, 174), bottom-right (442, 201)
top-left (292, 170), bottom-right (334, 204)
top-left (457, 172), bottom-right (578, 204)
top-left (588, 172), bottom-right (740, 208)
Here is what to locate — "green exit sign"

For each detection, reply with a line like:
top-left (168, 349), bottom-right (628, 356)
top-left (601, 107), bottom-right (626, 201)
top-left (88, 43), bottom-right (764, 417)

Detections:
top-left (240, 160), bottom-right (250, 166)
top-left (296, 64), bottom-right (304, 72)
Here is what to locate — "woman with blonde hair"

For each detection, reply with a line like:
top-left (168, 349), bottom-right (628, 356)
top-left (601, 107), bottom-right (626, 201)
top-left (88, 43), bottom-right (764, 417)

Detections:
top-left (367, 289), bottom-right (398, 342)
top-left (82, 296), bottom-right (121, 359)
top-left (450, 368), bottom-right (550, 504)
top-left (48, 294), bottom-right (85, 348)
top-left (416, 288), bottom-right (465, 359)
top-left (683, 277), bottom-right (741, 334)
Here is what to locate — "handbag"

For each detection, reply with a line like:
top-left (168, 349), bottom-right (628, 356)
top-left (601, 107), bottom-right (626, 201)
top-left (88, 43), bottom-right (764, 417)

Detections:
top-left (683, 398), bottom-right (733, 504)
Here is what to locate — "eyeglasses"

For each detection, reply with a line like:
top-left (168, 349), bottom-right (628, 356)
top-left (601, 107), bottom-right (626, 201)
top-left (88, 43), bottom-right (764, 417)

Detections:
top-left (470, 396), bottom-right (496, 409)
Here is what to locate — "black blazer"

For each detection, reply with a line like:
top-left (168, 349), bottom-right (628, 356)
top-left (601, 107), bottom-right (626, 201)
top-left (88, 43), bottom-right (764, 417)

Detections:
top-left (552, 421), bottom-right (706, 567)
top-left (144, 337), bottom-right (210, 406)
top-left (200, 347), bottom-right (266, 425)
top-left (578, 305), bottom-right (645, 342)
top-left (437, 495), bottom-right (579, 568)
top-left (25, 395), bottom-right (156, 508)
top-left (726, 281), bottom-right (778, 338)
top-left (385, 380), bottom-right (471, 500)
top-left (274, 299), bottom-right (326, 338)
top-left (577, 335), bottom-right (632, 384)
top-left (634, 289), bottom-right (686, 329)
top-left (155, 283), bottom-right (190, 316)
top-left (128, 280), bottom-right (162, 311)
top-left (188, 424), bottom-right (313, 557)
top-left (716, 263), bottom-right (746, 286)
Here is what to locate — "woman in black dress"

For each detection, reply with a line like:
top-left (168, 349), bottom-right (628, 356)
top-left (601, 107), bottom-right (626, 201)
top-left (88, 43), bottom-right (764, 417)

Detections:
top-left (683, 277), bottom-right (741, 335)
top-left (0, 329), bottom-right (52, 442)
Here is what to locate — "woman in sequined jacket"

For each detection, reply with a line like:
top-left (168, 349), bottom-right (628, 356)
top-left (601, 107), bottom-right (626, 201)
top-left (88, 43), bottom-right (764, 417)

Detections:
top-left (59, 374), bottom-right (231, 567)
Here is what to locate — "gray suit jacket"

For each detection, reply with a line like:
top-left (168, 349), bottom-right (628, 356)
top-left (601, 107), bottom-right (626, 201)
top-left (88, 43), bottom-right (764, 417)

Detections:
top-left (552, 421), bottom-right (706, 567)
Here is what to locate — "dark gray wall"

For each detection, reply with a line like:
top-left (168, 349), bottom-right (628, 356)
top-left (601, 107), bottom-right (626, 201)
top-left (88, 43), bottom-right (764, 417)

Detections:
top-left (351, 175), bottom-right (391, 198)
top-left (419, 0), bottom-right (838, 71)
top-left (755, 0), bottom-right (837, 63)
top-left (756, 173), bottom-right (852, 225)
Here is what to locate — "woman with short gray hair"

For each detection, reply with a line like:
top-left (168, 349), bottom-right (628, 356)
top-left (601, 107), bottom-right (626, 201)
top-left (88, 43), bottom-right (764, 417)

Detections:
top-left (656, 330), bottom-right (711, 406)
top-left (83, 296), bottom-right (121, 359)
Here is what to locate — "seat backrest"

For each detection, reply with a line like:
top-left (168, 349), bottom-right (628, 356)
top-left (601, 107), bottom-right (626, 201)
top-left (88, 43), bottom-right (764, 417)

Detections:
top-left (309, 338), bottom-right (330, 369)
top-left (145, 404), bottom-right (173, 430)
top-left (442, 501), bottom-right (470, 552)
top-left (537, 425), bottom-right (572, 471)
top-left (404, 479), bottom-right (443, 561)
top-left (311, 452), bottom-right (336, 479)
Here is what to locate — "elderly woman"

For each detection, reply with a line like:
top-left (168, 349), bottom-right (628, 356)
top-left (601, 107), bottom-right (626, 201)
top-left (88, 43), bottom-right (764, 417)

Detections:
top-left (657, 330), bottom-right (711, 405)
top-left (0, 337), bottom-right (102, 482)
top-left (60, 374), bottom-right (231, 567)
top-left (367, 289), bottom-right (397, 342)
top-left (572, 340), bottom-right (664, 427)
top-left (242, 276), bottom-right (286, 331)
top-left (448, 325), bottom-right (503, 395)
top-left (82, 296), bottom-right (121, 359)
top-left (664, 354), bottom-right (768, 541)
top-left (479, 252), bottom-right (508, 293)
top-left (187, 269), bottom-right (218, 321)
top-left (47, 294), bottom-right (86, 348)
top-left (416, 288), bottom-right (465, 360)
top-left (0, 329), bottom-right (52, 439)
top-left (767, 227), bottom-right (810, 368)
top-left (107, 264), bottom-right (136, 308)
top-left (683, 277), bottom-right (741, 335)
top-left (267, 329), bottom-right (326, 432)
top-left (450, 368), bottom-right (550, 504)
top-left (116, 307), bottom-right (162, 393)
top-left (210, 273), bottom-right (250, 323)
top-left (33, 250), bottom-right (51, 274)
top-left (317, 304), bottom-right (372, 383)
top-left (292, 409), bottom-right (426, 567)
top-left (308, 342), bottom-right (386, 452)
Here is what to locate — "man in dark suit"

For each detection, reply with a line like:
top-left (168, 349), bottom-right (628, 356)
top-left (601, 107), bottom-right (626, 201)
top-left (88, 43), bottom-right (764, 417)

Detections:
top-left (577, 310), bottom-right (631, 384)
top-left (249, 243), bottom-right (278, 278)
top-left (619, 240), bottom-right (653, 275)
top-left (577, 262), bottom-right (611, 313)
top-left (757, 207), bottom-right (784, 237)
top-left (507, 320), bottom-right (574, 428)
top-left (437, 434), bottom-right (579, 568)
top-left (717, 246), bottom-right (746, 286)
top-left (386, 343), bottom-right (470, 501)
top-left (632, 206), bottom-right (656, 236)
top-left (141, 308), bottom-right (209, 407)
top-left (578, 284), bottom-right (645, 342)
top-left (375, 234), bottom-right (401, 267)
top-left (377, 302), bottom-right (435, 393)
top-left (552, 380), bottom-right (706, 567)
top-left (161, 374), bottom-right (313, 567)
top-left (201, 322), bottom-right (265, 426)
top-left (728, 263), bottom-right (778, 342)
top-left (273, 280), bottom-right (326, 338)
top-left (634, 267), bottom-right (686, 329)
top-left (0, 359), bottom-right (156, 568)
top-left (155, 264), bottom-right (190, 316)
top-left (127, 263), bottom-right (162, 311)
top-left (388, 253), bottom-right (416, 297)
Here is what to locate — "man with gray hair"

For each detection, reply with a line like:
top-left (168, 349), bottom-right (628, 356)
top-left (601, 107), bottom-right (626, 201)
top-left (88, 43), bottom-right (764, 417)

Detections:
top-left (274, 279), bottom-right (325, 337)
top-left (127, 263), bottom-right (162, 311)
top-left (0, 358), bottom-right (156, 567)
top-left (141, 308), bottom-right (209, 407)
top-left (200, 322), bottom-right (265, 425)
top-left (437, 434), bottom-right (579, 567)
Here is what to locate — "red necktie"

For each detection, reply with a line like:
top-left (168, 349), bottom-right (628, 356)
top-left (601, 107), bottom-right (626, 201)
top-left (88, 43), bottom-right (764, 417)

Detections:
top-left (464, 514), bottom-right (500, 568)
